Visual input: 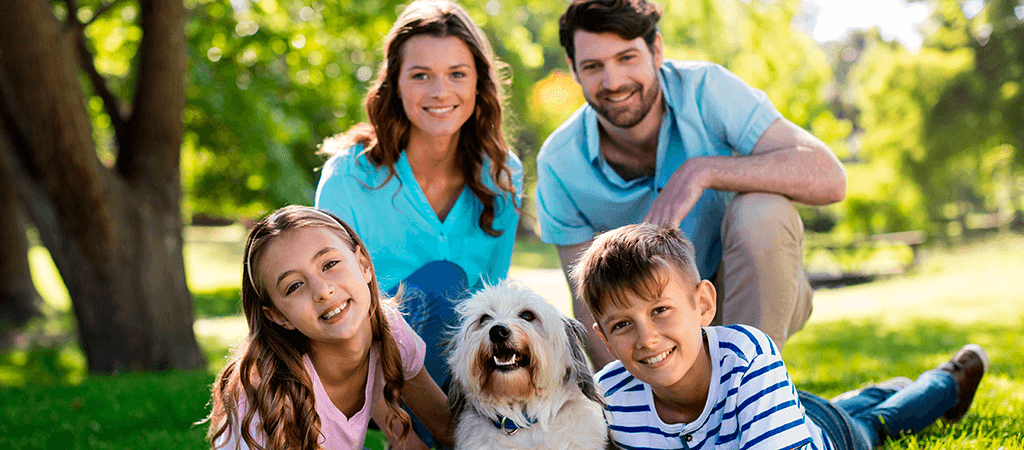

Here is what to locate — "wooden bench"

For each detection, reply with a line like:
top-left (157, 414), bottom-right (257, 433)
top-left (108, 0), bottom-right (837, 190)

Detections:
top-left (805, 230), bottom-right (926, 289)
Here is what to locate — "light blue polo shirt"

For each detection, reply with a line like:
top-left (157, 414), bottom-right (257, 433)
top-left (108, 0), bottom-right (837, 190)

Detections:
top-left (316, 146), bottom-right (523, 294)
top-left (535, 60), bottom-right (781, 279)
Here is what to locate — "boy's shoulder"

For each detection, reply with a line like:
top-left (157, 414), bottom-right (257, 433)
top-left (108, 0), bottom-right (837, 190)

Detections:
top-left (712, 324), bottom-right (780, 361)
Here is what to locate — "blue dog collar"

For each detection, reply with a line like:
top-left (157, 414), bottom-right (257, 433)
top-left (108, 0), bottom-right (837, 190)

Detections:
top-left (492, 415), bottom-right (537, 435)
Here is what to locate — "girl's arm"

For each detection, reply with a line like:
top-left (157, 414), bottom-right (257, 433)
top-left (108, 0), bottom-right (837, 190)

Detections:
top-left (370, 399), bottom-right (429, 450)
top-left (402, 367), bottom-right (454, 448)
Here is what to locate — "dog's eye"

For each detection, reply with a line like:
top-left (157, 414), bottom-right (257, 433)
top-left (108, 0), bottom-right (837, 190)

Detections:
top-left (478, 314), bottom-right (492, 326)
top-left (519, 310), bottom-right (535, 322)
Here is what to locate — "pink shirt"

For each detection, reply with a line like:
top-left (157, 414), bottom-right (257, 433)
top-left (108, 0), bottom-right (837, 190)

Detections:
top-left (309, 308), bottom-right (425, 448)
top-left (217, 308), bottom-right (426, 450)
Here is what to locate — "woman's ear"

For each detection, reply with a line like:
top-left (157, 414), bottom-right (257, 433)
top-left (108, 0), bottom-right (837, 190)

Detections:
top-left (263, 306), bottom-right (295, 330)
top-left (695, 280), bottom-right (717, 327)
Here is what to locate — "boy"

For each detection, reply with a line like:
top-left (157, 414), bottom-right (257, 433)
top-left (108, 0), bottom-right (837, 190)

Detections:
top-left (570, 223), bottom-right (988, 449)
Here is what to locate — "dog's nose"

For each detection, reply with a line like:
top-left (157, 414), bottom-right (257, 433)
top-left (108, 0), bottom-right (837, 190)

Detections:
top-left (489, 325), bottom-right (511, 343)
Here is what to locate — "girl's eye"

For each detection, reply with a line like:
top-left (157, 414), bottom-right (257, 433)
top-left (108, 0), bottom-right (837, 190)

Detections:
top-left (323, 260), bottom-right (338, 271)
top-left (611, 320), bottom-right (629, 331)
top-left (285, 281), bottom-right (303, 296)
top-left (652, 306), bottom-right (669, 315)
top-left (519, 310), bottom-right (535, 322)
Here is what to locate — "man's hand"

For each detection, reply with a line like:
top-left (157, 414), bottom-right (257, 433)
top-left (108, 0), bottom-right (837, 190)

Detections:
top-left (644, 159), bottom-right (708, 226)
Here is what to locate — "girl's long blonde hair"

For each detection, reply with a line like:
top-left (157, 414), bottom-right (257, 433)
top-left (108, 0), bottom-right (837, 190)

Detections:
top-left (205, 206), bottom-right (411, 449)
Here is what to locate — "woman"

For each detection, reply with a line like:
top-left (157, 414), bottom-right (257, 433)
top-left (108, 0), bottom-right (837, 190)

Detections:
top-left (316, 0), bottom-right (521, 395)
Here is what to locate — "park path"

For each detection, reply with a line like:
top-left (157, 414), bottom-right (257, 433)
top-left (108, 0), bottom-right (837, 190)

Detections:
top-left (507, 268), bottom-right (573, 315)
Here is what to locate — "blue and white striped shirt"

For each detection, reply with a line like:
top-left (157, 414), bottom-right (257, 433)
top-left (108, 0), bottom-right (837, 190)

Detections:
top-left (595, 325), bottom-right (831, 450)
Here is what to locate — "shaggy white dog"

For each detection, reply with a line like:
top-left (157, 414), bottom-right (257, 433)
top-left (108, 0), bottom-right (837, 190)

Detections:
top-left (447, 281), bottom-right (612, 450)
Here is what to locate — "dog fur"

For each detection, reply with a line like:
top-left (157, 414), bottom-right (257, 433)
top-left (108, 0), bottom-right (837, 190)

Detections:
top-left (447, 281), bottom-right (612, 450)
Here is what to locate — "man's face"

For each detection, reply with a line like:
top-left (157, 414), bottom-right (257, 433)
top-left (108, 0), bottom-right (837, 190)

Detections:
top-left (570, 31), bottom-right (662, 129)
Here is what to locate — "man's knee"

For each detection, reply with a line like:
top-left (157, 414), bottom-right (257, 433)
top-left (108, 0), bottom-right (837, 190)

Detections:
top-left (724, 192), bottom-right (803, 253)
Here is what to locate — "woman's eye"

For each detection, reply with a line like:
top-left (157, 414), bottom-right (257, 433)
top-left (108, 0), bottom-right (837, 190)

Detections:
top-left (519, 310), bottom-right (535, 322)
top-left (323, 260), bottom-right (338, 271)
top-left (285, 281), bottom-right (302, 295)
top-left (451, 71), bottom-right (466, 79)
top-left (411, 72), bottom-right (428, 81)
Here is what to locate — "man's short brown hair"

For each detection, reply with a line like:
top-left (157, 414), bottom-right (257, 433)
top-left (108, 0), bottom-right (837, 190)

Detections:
top-left (570, 223), bottom-right (701, 320)
top-left (559, 0), bottom-right (662, 66)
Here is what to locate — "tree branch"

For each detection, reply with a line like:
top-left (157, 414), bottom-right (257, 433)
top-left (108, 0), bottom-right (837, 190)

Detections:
top-left (76, 37), bottom-right (129, 147)
top-left (0, 70), bottom-right (68, 256)
top-left (83, 0), bottom-right (128, 28)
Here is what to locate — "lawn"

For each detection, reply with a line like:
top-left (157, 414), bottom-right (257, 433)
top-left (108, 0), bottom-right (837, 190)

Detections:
top-left (1, 229), bottom-right (1022, 449)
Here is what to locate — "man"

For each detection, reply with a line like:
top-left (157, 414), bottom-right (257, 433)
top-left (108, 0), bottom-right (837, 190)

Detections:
top-left (535, 0), bottom-right (847, 367)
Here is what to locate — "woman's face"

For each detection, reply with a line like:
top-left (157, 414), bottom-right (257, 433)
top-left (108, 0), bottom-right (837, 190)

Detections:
top-left (397, 35), bottom-right (478, 144)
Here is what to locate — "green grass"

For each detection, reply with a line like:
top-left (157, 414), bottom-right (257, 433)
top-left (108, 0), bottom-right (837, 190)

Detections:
top-left (2, 229), bottom-right (1023, 449)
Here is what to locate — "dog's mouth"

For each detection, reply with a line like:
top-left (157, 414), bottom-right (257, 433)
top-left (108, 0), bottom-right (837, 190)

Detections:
top-left (491, 345), bottom-right (530, 372)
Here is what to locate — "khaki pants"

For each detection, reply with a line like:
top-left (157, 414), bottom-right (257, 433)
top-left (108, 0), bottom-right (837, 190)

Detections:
top-left (710, 192), bottom-right (814, 352)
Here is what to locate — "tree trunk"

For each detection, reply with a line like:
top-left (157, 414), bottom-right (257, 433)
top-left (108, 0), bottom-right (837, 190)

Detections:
top-left (0, 164), bottom-right (42, 329)
top-left (0, 0), bottom-right (203, 373)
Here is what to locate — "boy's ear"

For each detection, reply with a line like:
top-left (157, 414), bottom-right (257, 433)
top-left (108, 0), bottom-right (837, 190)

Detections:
top-left (263, 306), bottom-right (295, 330)
top-left (695, 280), bottom-right (717, 327)
top-left (592, 322), bottom-right (614, 355)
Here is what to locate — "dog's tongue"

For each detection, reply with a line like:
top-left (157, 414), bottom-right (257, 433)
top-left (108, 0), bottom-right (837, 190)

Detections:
top-left (494, 353), bottom-right (517, 366)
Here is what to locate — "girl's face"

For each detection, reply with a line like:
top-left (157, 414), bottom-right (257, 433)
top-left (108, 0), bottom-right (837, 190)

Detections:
top-left (257, 226), bottom-right (374, 347)
top-left (397, 35), bottom-right (478, 144)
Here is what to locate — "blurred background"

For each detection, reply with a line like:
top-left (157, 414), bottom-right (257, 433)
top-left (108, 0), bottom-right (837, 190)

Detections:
top-left (0, 0), bottom-right (1022, 448)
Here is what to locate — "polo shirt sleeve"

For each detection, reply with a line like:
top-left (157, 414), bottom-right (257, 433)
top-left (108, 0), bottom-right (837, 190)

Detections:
top-left (314, 152), bottom-right (359, 229)
top-left (697, 64), bottom-right (781, 155)
top-left (535, 160), bottom-right (595, 246)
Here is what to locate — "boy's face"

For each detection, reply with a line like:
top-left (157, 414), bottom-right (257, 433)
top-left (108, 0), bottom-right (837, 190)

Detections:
top-left (594, 269), bottom-right (716, 392)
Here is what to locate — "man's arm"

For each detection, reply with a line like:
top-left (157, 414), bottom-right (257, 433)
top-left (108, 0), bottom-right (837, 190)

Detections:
top-left (557, 239), bottom-right (615, 370)
top-left (645, 118), bottom-right (847, 225)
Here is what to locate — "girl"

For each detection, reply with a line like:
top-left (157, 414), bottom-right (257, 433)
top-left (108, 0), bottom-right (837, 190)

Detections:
top-left (205, 205), bottom-right (453, 450)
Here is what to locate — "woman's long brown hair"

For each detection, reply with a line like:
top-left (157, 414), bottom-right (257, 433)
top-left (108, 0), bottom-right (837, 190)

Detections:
top-left (321, 0), bottom-right (516, 237)
top-left (205, 206), bottom-right (412, 449)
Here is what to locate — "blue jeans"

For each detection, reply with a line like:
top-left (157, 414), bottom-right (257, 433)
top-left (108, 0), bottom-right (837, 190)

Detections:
top-left (801, 370), bottom-right (959, 449)
top-left (387, 260), bottom-right (470, 450)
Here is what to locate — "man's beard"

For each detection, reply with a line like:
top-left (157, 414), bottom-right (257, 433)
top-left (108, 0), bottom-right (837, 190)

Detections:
top-left (586, 78), bottom-right (661, 129)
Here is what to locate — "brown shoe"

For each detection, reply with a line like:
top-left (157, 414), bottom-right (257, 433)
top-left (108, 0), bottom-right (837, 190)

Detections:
top-left (938, 344), bottom-right (989, 423)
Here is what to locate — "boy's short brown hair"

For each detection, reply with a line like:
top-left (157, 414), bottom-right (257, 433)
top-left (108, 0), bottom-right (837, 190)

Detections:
top-left (570, 223), bottom-right (701, 320)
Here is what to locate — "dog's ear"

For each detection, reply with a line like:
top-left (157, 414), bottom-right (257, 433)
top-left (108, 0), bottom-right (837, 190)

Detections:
top-left (447, 377), bottom-right (468, 432)
top-left (563, 317), bottom-right (606, 407)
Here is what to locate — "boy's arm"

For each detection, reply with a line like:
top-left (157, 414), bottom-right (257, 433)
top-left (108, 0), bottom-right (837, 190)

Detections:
top-left (558, 240), bottom-right (615, 369)
top-left (733, 354), bottom-right (816, 450)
